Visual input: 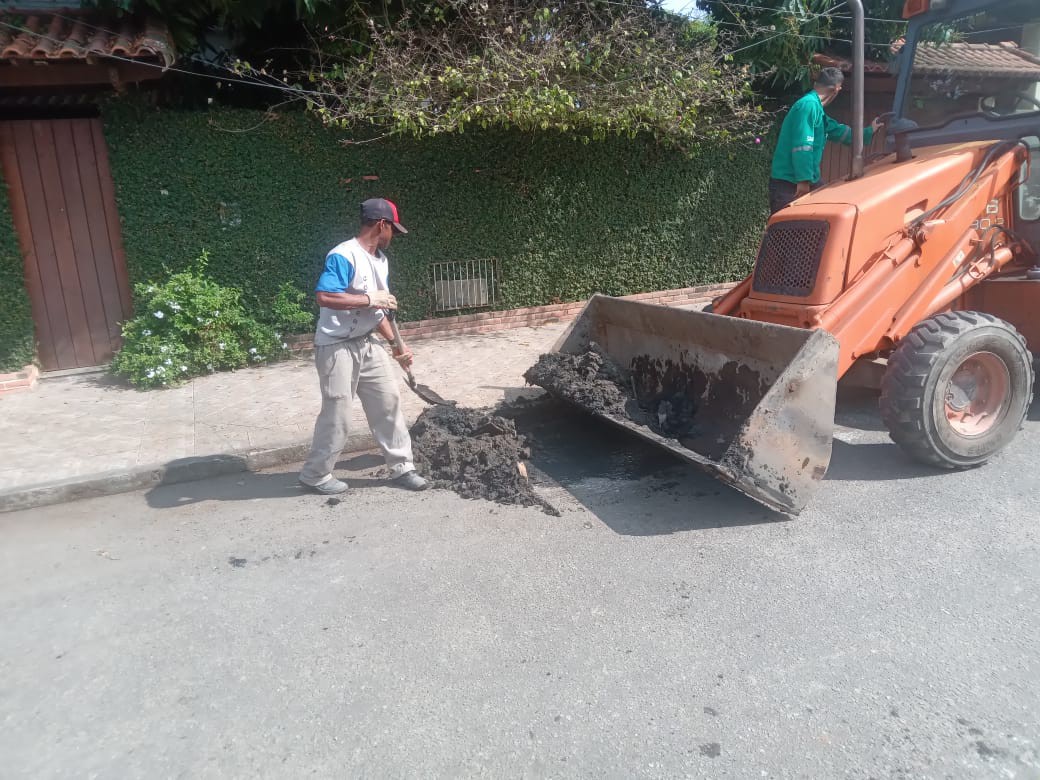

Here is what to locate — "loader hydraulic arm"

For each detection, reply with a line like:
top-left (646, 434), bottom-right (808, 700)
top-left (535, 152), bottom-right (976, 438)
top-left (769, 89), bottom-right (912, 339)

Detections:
top-left (829, 141), bottom-right (1031, 368)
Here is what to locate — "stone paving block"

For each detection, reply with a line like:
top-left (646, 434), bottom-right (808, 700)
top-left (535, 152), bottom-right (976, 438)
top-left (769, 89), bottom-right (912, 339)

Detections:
top-left (0, 467), bottom-right (30, 487)
top-left (194, 424), bottom-right (252, 456)
top-left (136, 435), bottom-right (196, 467)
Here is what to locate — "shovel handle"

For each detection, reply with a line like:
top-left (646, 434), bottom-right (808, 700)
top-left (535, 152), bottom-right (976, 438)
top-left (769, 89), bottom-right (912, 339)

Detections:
top-left (385, 310), bottom-right (415, 382)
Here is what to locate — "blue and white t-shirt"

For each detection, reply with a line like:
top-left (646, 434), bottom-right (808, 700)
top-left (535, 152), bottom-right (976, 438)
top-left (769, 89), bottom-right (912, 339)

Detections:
top-left (313, 238), bottom-right (390, 346)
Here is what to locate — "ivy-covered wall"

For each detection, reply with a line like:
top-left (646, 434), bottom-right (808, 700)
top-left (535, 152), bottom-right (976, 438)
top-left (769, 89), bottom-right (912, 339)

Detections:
top-left (0, 169), bottom-right (34, 372)
top-left (103, 101), bottom-right (771, 322)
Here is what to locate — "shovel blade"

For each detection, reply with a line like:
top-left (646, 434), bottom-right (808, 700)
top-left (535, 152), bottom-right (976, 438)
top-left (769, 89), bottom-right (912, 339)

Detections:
top-left (410, 378), bottom-right (455, 406)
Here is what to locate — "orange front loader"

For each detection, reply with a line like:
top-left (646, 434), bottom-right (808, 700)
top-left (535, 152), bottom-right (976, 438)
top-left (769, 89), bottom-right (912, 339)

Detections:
top-left (548, 0), bottom-right (1040, 513)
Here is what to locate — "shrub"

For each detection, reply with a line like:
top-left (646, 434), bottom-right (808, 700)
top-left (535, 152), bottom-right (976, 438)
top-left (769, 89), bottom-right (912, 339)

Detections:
top-left (110, 251), bottom-right (302, 389)
top-left (0, 170), bottom-right (34, 372)
top-left (265, 282), bottom-right (316, 334)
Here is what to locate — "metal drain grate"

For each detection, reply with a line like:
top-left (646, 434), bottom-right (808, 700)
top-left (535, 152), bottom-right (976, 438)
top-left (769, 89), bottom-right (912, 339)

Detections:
top-left (752, 220), bottom-right (830, 297)
top-left (431, 259), bottom-right (498, 312)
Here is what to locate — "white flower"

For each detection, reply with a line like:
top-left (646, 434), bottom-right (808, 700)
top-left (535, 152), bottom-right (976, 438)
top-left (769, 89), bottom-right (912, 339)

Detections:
top-left (249, 347), bottom-right (257, 354)
top-left (142, 329), bottom-right (152, 336)
top-left (169, 302), bottom-right (181, 312)
top-left (180, 365), bottom-right (188, 372)
top-left (206, 364), bottom-right (214, 371)
top-left (218, 342), bottom-right (226, 350)
top-left (156, 366), bottom-right (165, 374)
top-left (164, 358), bottom-right (172, 366)
top-left (146, 370), bottom-right (155, 378)
top-left (159, 346), bottom-right (167, 353)
top-left (147, 285), bottom-right (156, 293)
top-left (154, 311), bottom-right (164, 319)
top-left (281, 342), bottom-right (288, 349)
top-left (274, 332), bottom-right (281, 338)
top-left (213, 310), bottom-right (220, 316)
top-left (196, 316), bottom-right (203, 323)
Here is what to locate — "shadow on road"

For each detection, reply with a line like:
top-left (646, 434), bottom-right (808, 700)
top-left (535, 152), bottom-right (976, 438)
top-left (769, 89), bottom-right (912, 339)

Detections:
top-left (144, 452), bottom-right (397, 509)
top-left (834, 387), bottom-right (887, 432)
top-left (145, 467), bottom-right (305, 508)
top-left (825, 440), bottom-right (938, 481)
top-left (1027, 394), bottom-right (1040, 422)
top-left (822, 391), bottom-right (938, 481)
top-left (517, 407), bottom-right (786, 535)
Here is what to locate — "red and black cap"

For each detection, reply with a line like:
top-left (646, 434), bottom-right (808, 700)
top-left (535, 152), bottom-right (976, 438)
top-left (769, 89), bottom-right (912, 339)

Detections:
top-left (361, 198), bottom-right (408, 234)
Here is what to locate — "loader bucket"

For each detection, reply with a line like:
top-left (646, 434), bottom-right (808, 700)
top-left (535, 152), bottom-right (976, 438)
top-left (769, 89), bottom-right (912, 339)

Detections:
top-left (550, 295), bottom-right (840, 514)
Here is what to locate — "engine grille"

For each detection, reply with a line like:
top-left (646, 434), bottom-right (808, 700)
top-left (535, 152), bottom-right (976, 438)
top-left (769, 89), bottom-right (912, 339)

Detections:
top-left (752, 220), bottom-right (830, 297)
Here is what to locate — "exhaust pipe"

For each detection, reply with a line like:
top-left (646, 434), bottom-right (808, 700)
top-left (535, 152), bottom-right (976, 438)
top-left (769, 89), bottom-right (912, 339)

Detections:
top-left (849, 0), bottom-right (865, 179)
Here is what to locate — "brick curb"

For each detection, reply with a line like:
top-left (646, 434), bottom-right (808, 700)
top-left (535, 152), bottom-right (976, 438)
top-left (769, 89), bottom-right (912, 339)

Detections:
top-left (0, 364), bottom-right (40, 396)
top-left (0, 432), bottom-right (376, 514)
top-left (399, 284), bottom-right (734, 339)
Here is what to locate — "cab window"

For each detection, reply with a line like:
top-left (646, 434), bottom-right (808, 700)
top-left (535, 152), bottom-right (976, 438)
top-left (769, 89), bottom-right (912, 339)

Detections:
top-left (903, 3), bottom-right (1040, 129)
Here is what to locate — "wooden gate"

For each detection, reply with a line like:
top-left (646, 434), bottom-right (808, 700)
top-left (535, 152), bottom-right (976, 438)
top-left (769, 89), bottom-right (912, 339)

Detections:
top-left (0, 118), bottom-right (133, 371)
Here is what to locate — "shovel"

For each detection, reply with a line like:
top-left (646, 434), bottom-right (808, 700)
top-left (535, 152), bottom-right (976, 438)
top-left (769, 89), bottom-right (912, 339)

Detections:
top-left (386, 311), bottom-right (456, 406)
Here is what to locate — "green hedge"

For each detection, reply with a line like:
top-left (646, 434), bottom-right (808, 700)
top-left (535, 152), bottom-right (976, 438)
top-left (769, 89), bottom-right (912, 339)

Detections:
top-left (0, 169), bottom-right (34, 372)
top-left (102, 101), bottom-right (771, 322)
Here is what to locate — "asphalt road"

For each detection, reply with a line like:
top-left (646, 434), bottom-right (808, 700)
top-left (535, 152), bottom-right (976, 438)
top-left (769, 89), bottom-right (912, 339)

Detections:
top-left (2, 393), bottom-right (1038, 778)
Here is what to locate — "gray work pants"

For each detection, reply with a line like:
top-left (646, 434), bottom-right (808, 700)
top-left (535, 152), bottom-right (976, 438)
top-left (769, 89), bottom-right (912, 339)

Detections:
top-left (299, 337), bottom-right (415, 486)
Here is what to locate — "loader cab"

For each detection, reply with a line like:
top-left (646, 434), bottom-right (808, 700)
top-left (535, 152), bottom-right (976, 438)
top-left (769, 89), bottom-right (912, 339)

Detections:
top-left (895, 0), bottom-right (1040, 137)
top-left (894, 0), bottom-right (1040, 246)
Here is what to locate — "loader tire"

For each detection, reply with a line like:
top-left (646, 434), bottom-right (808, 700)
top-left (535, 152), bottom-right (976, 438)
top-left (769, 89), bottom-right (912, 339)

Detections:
top-left (879, 312), bottom-right (1033, 469)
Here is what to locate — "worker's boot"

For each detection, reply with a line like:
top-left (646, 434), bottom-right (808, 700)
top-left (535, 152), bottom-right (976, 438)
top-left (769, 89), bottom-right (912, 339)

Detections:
top-left (393, 471), bottom-right (428, 491)
top-left (300, 477), bottom-right (349, 495)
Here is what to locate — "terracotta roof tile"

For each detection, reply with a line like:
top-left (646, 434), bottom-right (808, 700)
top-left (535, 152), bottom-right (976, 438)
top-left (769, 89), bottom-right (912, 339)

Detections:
top-left (814, 41), bottom-right (1040, 80)
top-left (0, 12), bottom-right (175, 68)
top-left (912, 41), bottom-right (1040, 79)
top-left (813, 52), bottom-right (892, 74)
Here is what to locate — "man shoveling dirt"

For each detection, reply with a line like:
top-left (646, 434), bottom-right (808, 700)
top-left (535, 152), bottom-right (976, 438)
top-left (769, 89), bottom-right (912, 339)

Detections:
top-left (298, 198), bottom-right (428, 496)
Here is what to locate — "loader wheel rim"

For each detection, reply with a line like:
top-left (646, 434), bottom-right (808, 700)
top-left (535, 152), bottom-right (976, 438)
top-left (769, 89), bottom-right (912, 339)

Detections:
top-left (943, 351), bottom-right (1010, 437)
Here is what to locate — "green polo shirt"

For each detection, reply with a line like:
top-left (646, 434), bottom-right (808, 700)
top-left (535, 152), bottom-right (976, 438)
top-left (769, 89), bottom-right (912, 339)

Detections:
top-left (770, 91), bottom-right (874, 184)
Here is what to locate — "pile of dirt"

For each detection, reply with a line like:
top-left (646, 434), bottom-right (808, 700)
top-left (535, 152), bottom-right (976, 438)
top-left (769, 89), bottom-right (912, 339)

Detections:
top-left (410, 404), bottom-right (560, 516)
top-left (522, 343), bottom-right (631, 418)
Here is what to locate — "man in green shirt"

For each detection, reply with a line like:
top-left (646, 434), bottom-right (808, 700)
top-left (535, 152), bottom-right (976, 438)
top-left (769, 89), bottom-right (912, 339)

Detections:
top-left (769, 67), bottom-right (883, 214)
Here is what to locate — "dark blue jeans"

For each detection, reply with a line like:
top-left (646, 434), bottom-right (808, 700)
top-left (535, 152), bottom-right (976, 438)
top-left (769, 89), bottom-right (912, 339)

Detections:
top-left (768, 178), bottom-right (821, 215)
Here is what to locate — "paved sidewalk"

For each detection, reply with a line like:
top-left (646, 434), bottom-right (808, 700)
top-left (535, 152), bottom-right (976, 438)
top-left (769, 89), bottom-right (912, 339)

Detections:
top-left (0, 323), bottom-right (567, 508)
